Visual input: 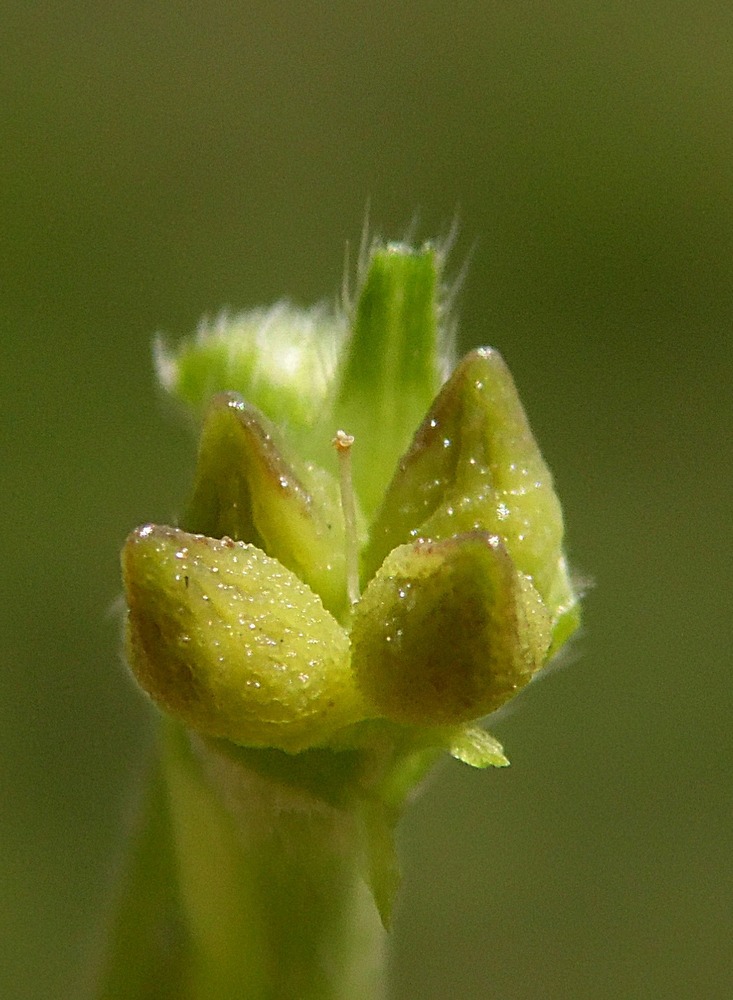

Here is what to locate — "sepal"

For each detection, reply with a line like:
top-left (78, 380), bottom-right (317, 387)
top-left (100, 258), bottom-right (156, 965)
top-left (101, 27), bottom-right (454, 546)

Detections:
top-left (351, 532), bottom-right (552, 727)
top-left (122, 525), bottom-right (365, 753)
top-left (183, 392), bottom-right (352, 618)
top-left (364, 347), bottom-right (580, 651)
top-left (448, 726), bottom-right (510, 768)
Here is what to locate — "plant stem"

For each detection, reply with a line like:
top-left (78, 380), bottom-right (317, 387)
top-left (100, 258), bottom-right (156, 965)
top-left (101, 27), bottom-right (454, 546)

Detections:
top-left (99, 720), bottom-right (388, 1000)
top-left (163, 722), bottom-right (387, 1000)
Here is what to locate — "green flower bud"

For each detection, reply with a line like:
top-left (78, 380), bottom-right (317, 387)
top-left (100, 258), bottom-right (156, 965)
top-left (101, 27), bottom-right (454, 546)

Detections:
top-left (155, 302), bottom-right (347, 433)
top-left (122, 525), bottom-right (365, 753)
top-left (123, 240), bottom-right (581, 767)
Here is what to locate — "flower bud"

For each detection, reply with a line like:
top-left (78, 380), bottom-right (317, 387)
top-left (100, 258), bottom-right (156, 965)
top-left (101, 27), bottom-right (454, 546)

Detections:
top-left (155, 302), bottom-right (346, 433)
top-left (125, 241), bottom-right (581, 773)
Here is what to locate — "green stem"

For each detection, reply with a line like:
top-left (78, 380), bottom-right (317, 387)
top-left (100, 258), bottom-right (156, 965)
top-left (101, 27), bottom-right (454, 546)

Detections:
top-left (98, 721), bottom-right (388, 1000)
top-left (164, 723), bottom-right (387, 1000)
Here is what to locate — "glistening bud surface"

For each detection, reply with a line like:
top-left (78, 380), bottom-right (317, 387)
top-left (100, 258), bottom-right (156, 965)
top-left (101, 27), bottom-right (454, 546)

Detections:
top-left (122, 525), bottom-right (363, 753)
top-left (364, 348), bottom-right (579, 653)
top-left (352, 532), bottom-right (551, 726)
top-left (183, 392), bottom-right (352, 618)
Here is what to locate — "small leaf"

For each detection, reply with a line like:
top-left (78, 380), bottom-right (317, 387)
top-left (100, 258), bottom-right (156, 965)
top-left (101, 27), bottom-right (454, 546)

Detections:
top-left (357, 799), bottom-right (402, 929)
top-left (122, 525), bottom-right (366, 752)
top-left (448, 726), bottom-right (510, 769)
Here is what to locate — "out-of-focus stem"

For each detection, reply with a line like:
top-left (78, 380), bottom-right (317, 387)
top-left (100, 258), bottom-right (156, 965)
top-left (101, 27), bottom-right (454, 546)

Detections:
top-left (162, 722), bottom-right (387, 1000)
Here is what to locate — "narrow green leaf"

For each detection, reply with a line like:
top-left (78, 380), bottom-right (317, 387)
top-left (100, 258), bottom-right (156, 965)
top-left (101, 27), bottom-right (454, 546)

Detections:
top-left (332, 244), bottom-right (443, 517)
top-left (357, 799), bottom-right (402, 929)
top-left (164, 724), bottom-right (387, 1000)
top-left (161, 724), bottom-right (269, 1000)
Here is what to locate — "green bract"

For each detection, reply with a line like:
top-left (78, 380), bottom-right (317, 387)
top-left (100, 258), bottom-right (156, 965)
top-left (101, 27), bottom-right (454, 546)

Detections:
top-left (124, 242), bottom-right (580, 767)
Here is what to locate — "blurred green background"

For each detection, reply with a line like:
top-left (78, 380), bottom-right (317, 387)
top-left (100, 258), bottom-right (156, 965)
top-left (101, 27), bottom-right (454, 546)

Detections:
top-left (2, 2), bottom-right (731, 997)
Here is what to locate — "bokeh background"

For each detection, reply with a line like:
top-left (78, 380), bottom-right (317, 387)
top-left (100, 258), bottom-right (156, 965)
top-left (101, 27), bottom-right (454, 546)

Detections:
top-left (2, 2), bottom-right (731, 997)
